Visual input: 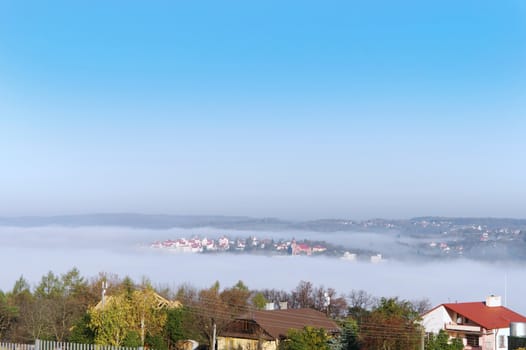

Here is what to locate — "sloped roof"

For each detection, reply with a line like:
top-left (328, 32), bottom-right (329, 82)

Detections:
top-left (442, 302), bottom-right (526, 330)
top-left (94, 292), bottom-right (181, 310)
top-left (152, 292), bottom-right (182, 309)
top-left (237, 308), bottom-right (340, 339)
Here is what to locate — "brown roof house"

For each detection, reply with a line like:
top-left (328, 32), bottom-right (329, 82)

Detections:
top-left (217, 308), bottom-right (340, 350)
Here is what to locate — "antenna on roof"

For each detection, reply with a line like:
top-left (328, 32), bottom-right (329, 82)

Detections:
top-left (324, 292), bottom-right (331, 316)
top-left (504, 273), bottom-right (508, 307)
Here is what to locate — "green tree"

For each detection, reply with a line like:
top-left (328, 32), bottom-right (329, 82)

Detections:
top-left (331, 319), bottom-right (360, 350)
top-left (11, 276), bottom-right (31, 295)
top-left (360, 297), bottom-right (421, 350)
top-left (425, 330), bottom-right (463, 350)
top-left (251, 293), bottom-right (268, 310)
top-left (162, 307), bottom-right (198, 348)
top-left (123, 331), bottom-right (142, 347)
top-left (56, 268), bottom-right (92, 341)
top-left (7, 276), bottom-right (34, 342)
top-left (61, 268), bottom-right (88, 297)
top-left (145, 333), bottom-right (167, 350)
top-left (0, 290), bottom-right (18, 339)
top-left (120, 276), bottom-right (136, 300)
top-left (68, 313), bottom-right (95, 344)
top-left (172, 284), bottom-right (205, 343)
top-left (233, 280), bottom-right (249, 291)
top-left (35, 271), bottom-right (63, 298)
top-left (280, 326), bottom-right (331, 350)
top-left (163, 308), bottom-right (186, 344)
top-left (374, 297), bottom-right (420, 321)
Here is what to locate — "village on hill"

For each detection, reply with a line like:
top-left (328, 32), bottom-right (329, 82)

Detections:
top-left (149, 235), bottom-right (386, 263)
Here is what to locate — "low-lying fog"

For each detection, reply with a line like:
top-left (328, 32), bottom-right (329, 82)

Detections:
top-left (1, 226), bottom-right (524, 314)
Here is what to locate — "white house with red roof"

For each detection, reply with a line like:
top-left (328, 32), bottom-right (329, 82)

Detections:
top-left (421, 295), bottom-right (526, 350)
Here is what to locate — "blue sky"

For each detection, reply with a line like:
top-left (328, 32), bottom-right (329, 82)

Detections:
top-left (1, 1), bottom-right (525, 219)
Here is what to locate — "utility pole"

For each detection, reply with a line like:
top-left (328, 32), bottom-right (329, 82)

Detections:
top-left (420, 326), bottom-right (425, 350)
top-left (212, 321), bottom-right (217, 350)
top-left (141, 317), bottom-right (145, 349)
top-left (141, 292), bottom-right (146, 348)
top-left (101, 280), bottom-right (107, 307)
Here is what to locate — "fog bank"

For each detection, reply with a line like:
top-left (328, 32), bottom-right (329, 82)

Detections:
top-left (1, 226), bottom-right (524, 314)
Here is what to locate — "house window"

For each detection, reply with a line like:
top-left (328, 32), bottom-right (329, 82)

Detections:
top-left (466, 334), bottom-right (479, 347)
top-left (499, 335), bottom-right (506, 348)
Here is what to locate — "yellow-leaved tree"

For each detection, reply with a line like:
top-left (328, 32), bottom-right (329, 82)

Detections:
top-left (88, 286), bottom-right (168, 347)
top-left (89, 293), bottom-right (133, 346)
top-left (130, 287), bottom-right (168, 346)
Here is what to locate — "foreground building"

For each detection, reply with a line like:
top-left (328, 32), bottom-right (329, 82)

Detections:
top-left (217, 308), bottom-right (339, 350)
top-left (421, 295), bottom-right (526, 350)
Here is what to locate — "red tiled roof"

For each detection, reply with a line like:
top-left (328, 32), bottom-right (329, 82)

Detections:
top-left (443, 302), bottom-right (526, 330)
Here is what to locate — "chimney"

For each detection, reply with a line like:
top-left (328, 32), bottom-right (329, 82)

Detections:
top-left (279, 301), bottom-right (288, 310)
top-left (265, 302), bottom-right (275, 311)
top-left (486, 295), bottom-right (502, 307)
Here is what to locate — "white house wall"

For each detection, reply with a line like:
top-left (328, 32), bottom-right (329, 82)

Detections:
top-left (422, 306), bottom-right (453, 334)
top-left (217, 337), bottom-right (278, 350)
top-left (495, 327), bottom-right (510, 350)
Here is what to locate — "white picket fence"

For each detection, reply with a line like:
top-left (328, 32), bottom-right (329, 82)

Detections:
top-left (0, 340), bottom-right (142, 350)
top-left (0, 342), bottom-right (34, 350)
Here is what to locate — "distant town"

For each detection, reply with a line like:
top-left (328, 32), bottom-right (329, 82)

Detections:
top-left (150, 235), bottom-right (385, 263)
top-left (148, 216), bottom-right (526, 262)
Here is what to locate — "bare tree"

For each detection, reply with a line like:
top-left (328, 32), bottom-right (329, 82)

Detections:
top-left (411, 297), bottom-right (432, 315)
top-left (290, 281), bottom-right (315, 309)
top-left (258, 289), bottom-right (291, 308)
top-left (326, 288), bottom-right (348, 319)
top-left (347, 290), bottom-right (376, 321)
top-left (187, 281), bottom-right (251, 347)
top-left (347, 290), bottom-right (376, 310)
